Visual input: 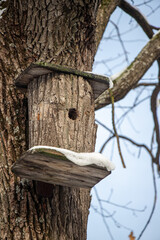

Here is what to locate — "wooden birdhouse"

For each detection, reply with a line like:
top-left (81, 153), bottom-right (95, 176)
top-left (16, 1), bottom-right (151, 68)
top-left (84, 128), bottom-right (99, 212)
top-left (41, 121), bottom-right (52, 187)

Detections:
top-left (12, 62), bottom-right (114, 192)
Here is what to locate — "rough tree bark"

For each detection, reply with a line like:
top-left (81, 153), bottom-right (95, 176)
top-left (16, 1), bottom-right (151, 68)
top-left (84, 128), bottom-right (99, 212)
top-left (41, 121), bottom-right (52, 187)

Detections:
top-left (0, 0), bottom-right (119, 239)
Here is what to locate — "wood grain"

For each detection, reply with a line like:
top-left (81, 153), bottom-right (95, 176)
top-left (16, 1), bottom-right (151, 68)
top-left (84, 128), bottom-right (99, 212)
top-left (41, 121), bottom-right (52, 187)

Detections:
top-left (12, 148), bottom-right (110, 188)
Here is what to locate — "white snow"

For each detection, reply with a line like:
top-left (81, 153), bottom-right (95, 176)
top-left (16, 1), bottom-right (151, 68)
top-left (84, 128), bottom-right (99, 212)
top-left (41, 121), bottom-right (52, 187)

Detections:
top-left (30, 146), bottom-right (115, 171)
top-left (0, 1), bottom-right (7, 19)
top-left (153, 29), bottom-right (160, 37)
top-left (0, 10), bottom-right (5, 19)
top-left (110, 68), bottom-right (127, 81)
top-left (109, 77), bottom-right (114, 88)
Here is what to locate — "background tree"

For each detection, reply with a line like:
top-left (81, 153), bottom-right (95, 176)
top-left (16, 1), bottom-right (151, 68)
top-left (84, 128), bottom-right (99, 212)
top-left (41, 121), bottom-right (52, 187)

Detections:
top-left (0, 0), bottom-right (159, 240)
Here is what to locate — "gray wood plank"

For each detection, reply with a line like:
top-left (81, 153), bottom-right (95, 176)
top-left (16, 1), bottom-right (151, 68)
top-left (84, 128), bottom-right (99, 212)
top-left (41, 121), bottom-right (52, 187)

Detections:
top-left (15, 62), bottom-right (110, 99)
top-left (12, 148), bottom-right (111, 189)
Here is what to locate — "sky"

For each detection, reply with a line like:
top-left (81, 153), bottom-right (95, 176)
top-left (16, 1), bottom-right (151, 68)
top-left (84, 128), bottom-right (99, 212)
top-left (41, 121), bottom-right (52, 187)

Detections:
top-left (87, 1), bottom-right (160, 240)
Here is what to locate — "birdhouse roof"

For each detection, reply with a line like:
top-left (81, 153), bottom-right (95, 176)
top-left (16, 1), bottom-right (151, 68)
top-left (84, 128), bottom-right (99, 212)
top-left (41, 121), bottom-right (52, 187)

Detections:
top-left (15, 62), bottom-right (110, 99)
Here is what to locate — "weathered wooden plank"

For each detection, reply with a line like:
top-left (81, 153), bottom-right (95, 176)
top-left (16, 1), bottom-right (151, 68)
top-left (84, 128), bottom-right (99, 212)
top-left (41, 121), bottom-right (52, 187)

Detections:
top-left (15, 62), bottom-right (110, 99)
top-left (12, 148), bottom-right (110, 189)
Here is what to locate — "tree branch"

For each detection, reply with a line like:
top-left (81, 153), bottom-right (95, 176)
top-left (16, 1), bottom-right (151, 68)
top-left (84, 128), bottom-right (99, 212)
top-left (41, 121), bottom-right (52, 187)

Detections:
top-left (95, 0), bottom-right (120, 50)
top-left (100, 134), bottom-right (155, 163)
top-left (133, 83), bottom-right (157, 88)
top-left (119, 0), bottom-right (154, 39)
top-left (137, 130), bottom-right (157, 240)
top-left (110, 20), bottom-right (129, 64)
top-left (110, 90), bottom-right (126, 168)
top-left (100, 199), bottom-right (146, 213)
top-left (93, 187), bottom-right (114, 240)
top-left (95, 30), bottom-right (160, 110)
top-left (119, 0), bottom-right (160, 86)
top-left (151, 85), bottom-right (160, 168)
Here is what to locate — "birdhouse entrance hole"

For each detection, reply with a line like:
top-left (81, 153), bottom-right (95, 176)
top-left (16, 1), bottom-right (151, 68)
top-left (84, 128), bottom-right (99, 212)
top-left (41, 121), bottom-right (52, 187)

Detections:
top-left (68, 108), bottom-right (78, 120)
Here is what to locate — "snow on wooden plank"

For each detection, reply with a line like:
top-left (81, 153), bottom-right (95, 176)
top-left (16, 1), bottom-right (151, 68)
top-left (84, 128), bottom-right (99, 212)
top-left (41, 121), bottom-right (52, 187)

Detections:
top-left (12, 146), bottom-right (113, 189)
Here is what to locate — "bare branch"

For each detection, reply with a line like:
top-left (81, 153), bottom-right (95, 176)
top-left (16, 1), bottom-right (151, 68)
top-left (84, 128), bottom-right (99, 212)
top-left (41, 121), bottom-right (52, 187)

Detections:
top-left (100, 134), bottom-right (155, 163)
top-left (95, 31), bottom-right (160, 110)
top-left (119, 0), bottom-right (160, 85)
top-left (100, 199), bottom-right (146, 213)
top-left (137, 130), bottom-right (157, 239)
top-left (95, 119), bottom-right (113, 134)
top-left (92, 187), bottom-right (146, 236)
top-left (93, 187), bottom-right (115, 240)
top-left (110, 20), bottom-right (129, 64)
top-left (110, 90), bottom-right (126, 168)
top-left (116, 95), bottom-right (151, 127)
top-left (133, 83), bottom-right (157, 88)
top-left (150, 25), bottom-right (160, 31)
top-left (119, 0), bottom-right (154, 38)
top-left (93, 187), bottom-right (133, 237)
top-left (95, 0), bottom-right (120, 50)
top-left (119, 135), bottom-right (155, 160)
top-left (150, 86), bottom-right (160, 168)
top-left (135, 1), bottom-right (153, 7)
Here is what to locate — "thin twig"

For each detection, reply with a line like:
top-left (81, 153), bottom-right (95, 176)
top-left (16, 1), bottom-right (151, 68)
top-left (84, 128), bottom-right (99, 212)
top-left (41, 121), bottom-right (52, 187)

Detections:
top-left (100, 199), bottom-right (146, 213)
top-left (93, 187), bottom-right (114, 240)
top-left (110, 20), bottom-right (129, 64)
top-left (92, 188), bottom-right (143, 232)
top-left (95, 119), bottom-right (114, 134)
top-left (150, 25), bottom-right (160, 30)
top-left (137, 129), bottom-right (157, 239)
top-left (133, 83), bottom-right (157, 88)
top-left (151, 86), bottom-right (160, 168)
top-left (119, 0), bottom-right (154, 38)
top-left (119, 0), bottom-right (160, 87)
top-left (110, 90), bottom-right (126, 168)
top-left (100, 134), bottom-right (155, 162)
top-left (116, 95), bottom-right (151, 127)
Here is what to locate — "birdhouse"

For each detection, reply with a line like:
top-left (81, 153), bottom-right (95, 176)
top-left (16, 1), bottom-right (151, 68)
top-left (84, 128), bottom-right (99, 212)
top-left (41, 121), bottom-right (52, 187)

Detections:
top-left (12, 62), bottom-right (114, 192)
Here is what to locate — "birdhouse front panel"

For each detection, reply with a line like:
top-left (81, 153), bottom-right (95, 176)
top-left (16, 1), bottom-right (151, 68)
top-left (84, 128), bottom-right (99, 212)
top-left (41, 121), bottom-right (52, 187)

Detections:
top-left (28, 72), bottom-right (97, 152)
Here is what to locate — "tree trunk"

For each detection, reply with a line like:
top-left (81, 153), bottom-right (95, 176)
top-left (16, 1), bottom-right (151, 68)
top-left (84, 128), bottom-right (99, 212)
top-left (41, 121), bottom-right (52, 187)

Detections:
top-left (0, 0), bottom-right (108, 239)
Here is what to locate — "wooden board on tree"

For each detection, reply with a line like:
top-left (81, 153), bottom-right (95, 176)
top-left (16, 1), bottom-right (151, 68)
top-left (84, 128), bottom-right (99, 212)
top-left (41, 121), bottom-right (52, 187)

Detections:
top-left (12, 147), bottom-right (111, 189)
top-left (15, 62), bottom-right (110, 99)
